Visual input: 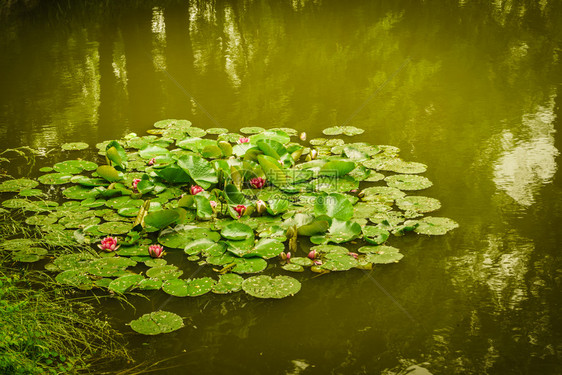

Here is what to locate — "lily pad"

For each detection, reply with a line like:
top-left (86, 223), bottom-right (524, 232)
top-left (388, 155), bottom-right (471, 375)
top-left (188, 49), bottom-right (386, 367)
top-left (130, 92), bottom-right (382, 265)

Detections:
top-left (242, 275), bottom-right (301, 298)
top-left (240, 126), bottom-right (265, 134)
top-left (55, 270), bottom-right (93, 289)
top-left (396, 196), bottom-right (441, 213)
top-left (158, 226), bottom-right (220, 249)
top-left (0, 178), bottom-right (39, 192)
top-left (38, 173), bottom-right (73, 185)
top-left (221, 222), bottom-right (254, 240)
top-left (61, 142), bottom-right (89, 151)
top-left (87, 257), bottom-right (137, 277)
top-left (162, 277), bottom-right (216, 297)
top-left (385, 174), bottom-right (433, 191)
top-left (184, 239), bottom-right (225, 257)
top-left (97, 221), bottom-right (134, 235)
top-left (310, 244), bottom-right (350, 254)
top-left (378, 159), bottom-right (427, 174)
top-left (282, 264), bottom-right (304, 272)
top-left (310, 219), bottom-right (361, 244)
top-left (146, 265), bottom-right (183, 280)
top-left (414, 216), bottom-right (459, 235)
top-left (322, 126), bottom-right (364, 136)
top-left (108, 274), bottom-right (145, 294)
top-left (206, 127), bottom-right (229, 135)
top-left (365, 246), bottom-right (404, 264)
top-left (320, 253), bottom-right (358, 271)
top-left (129, 311), bottom-right (184, 335)
top-left (232, 257), bottom-right (268, 274)
top-left (177, 155), bottom-right (218, 189)
top-left (362, 226), bottom-right (390, 245)
top-left (212, 273), bottom-right (244, 294)
top-left (314, 193), bottom-right (353, 221)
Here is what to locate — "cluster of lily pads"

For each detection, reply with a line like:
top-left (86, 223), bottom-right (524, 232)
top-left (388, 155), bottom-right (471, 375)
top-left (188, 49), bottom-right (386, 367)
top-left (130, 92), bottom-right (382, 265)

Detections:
top-left (0, 120), bottom-right (457, 335)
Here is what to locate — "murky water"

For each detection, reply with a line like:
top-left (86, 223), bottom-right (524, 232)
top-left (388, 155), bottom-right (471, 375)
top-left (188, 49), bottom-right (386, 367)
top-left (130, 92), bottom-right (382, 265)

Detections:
top-left (1, 0), bottom-right (561, 374)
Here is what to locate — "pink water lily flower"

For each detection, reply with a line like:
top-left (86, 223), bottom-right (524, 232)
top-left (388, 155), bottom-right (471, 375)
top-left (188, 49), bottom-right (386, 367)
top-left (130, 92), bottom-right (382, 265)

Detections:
top-left (237, 137), bottom-right (250, 144)
top-left (148, 244), bottom-right (164, 258)
top-left (308, 250), bottom-right (317, 259)
top-left (98, 236), bottom-right (119, 252)
top-left (348, 252), bottom-right (358, 259)
top-left (148, 157), bottom-right (156, 166)
top-left (209, 200), bottom-right (218, 209)
top-left (234, 204), bottom-right (246, 217)
top-left (250, 177), bottom-right (266, 189)
top-left (190, 185), bottom-right (204, 195)
top-left (132, 178), bottom-right (142, 191)
top-left (313, 259), bottom-right (323, 266)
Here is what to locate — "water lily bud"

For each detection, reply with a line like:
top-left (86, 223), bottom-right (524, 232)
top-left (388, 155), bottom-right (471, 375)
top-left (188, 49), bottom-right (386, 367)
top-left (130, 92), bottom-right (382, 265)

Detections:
top-left (256, 200), bottom-right (267, 214)
top-left (190, 185), bottom-right (204, 195)
top-left (348, 252), bottom-right (358, 259)
top-left (313, 259), bottom-right (323, 266)
top-left (98, 236), bottom-right (119, 252)
top-left (132, 178), bottom-right (141, 191)
top-left (310, 149), bottom-right (318, 160)
top-left (237, 137), bottom-right (250, 144)
top-left (209, 200), bottom-right (218, 210)
top-left (148, 244), bottom-right (164, 258)
top-left (250, 177), bottom-right (266, 189)
top-left (148, 157), bottom-right (156, 166)
top-left (307, 250), bottom-right (317, 259)
top-left (299, 132), bottom-right (307, 141)
top-left (286, 252), bottom-right (292, 262)
top-left (234, 204), bottom-right (246, 217)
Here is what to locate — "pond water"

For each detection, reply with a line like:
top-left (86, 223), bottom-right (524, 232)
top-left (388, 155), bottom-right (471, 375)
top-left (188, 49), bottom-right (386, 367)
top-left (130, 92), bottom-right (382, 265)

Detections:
top-left (1, 0), bottom-right (561, 374)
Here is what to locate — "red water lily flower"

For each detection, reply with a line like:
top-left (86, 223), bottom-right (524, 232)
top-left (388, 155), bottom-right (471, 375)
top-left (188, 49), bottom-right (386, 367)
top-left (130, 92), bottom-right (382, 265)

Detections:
top-left (250, 177), bottom-right (265, 189)
top-left (190, 185), bottom-right (204, 195)
top-left (234, 204), bottom-right (246, 217)
top-left (148, 244), bottom-right (164, 258)
top-left (98, 236), bottom-right (119, 252)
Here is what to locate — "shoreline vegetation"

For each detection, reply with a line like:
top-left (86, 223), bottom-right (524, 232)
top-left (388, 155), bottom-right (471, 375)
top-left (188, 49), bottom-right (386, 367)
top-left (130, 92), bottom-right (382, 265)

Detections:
top-left (0, 212), bottom-right (130, 374)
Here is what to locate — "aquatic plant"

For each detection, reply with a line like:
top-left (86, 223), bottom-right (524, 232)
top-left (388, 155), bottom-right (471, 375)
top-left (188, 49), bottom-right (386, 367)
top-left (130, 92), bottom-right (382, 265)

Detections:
top-left (0, 119), bottom-right (458, 335)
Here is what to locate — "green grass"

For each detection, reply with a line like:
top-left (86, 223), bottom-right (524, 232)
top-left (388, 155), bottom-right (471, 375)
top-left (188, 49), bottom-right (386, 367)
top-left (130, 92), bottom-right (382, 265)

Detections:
top-left (0, 214), bottom-right (130, 374)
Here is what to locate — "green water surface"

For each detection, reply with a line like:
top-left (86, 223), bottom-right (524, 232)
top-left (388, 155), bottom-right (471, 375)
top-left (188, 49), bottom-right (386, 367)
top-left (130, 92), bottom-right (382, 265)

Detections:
top-left (1, 1), bottom-right (561, 374)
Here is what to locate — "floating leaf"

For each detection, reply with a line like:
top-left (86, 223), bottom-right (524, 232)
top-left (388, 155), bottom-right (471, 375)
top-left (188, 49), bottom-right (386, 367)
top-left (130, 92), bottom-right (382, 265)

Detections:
top-left (396, 196), bottom-right (441, 213)
top-left (310, 219), bottom-right (361, 244)
top-left (55, 270), bottom-right (93, 289)
top-left (129, 311), bottom-right (184, 335)
top-left (206, 127), bottom-right (229, 135)
top-left (212, 273), bottom-right (244, 294)
top-left (61, 142), bottom-right (89, 151)
top-left (320, 253), bottom-right (358, 271)
top-left (385, 174), bottom-right (433, 191)
top-left (108, 274), bottom-right (145, 294)
top-left (177, 155), bottom-right (218, 189)
top-left (232, 257), bottom-right (268, 274)
top-left (360, 186), bottom-right (406, 203)
top-left (318, 160), bottom-right (356, 177)
top-left (365, 246), bottom-right (404, 264)
top-left (240, 126), bottom-right (265, 134)
top-left (38, 173), bottom-right (73, 185)
top-left (144, 210), bottom-right (180, 230)
top-left (310, 244), bottom-right (350, 254)
top-left (96, 165), bottom-right (123, 183)
top-left (322, 126), bottom-right (364, 136)
top-left (158, 226), bottom-right (220, 249)
top-left (221, 222), bottom-right (254, 240)
top-left (362, 226), bottom-right (390, 245)
top-left (314, 193), bottom-right (353, 221)
top-left (282, 264), bottom-right (304, 272)
top-left (146, 265), bottom-right (183, 280)
top-left (97, 221), bottom-right (134, 235)
top-left (0, 178), bottom-right (39, 192)
top-left (242, 275), bottom-right (301, 298)
top-left (378, 159), bottom-right (427, 174)
top-left (414, 216), bottom-right (459, 235)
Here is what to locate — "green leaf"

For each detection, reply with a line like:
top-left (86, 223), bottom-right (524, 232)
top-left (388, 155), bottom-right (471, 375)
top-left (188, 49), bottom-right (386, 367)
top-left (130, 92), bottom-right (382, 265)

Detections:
top-left (385, 174), bottom-right (433, 191)
top-left (108, 274), bottom-right (144, 294)
top-left (221, 222), bottom-right (254, 240)
top-left (144, 210), bottom-right (180, 230)
top-left (177, 155), bottom-right (218, 189)
top-left (129, 311), bottom-right (184, 335)
top-left (194, 195), bottom-right (213, 220)
top-left (314, 193), bottom-right (354, 221)
top-left (257, 155), bottom-right (287, 186)
top-left (310, 219), bottom-right (361, 244)
top-left (414, 216), bottom-right (459, 235)
top-left (242, 275), bottom-right (301, 298)
top-left (212, 273), bottom-right (244, 294)
top-left (266, 199), bottom-right (290, 216)
top-left (362, 226), bottom-right (390, 245)
top-left (318, 160), bottom-right (356, 177)
top-left (365, 246), bottom-right (404, 264)
top-left (96, 165), bottom-right (123, 183)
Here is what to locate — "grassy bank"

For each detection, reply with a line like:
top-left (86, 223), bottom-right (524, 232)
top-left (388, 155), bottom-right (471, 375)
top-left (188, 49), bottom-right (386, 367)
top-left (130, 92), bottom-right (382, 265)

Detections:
top-left (0, 213), bottom-right (130, 374)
